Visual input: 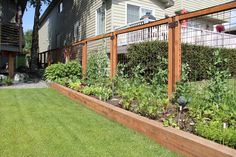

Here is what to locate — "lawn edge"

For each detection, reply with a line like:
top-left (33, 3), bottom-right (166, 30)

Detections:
top-left (50, 82), bottom-right (236, 157)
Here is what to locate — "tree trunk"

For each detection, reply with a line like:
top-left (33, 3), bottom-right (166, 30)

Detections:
top-left (31, 0), bottom-right (41, 72)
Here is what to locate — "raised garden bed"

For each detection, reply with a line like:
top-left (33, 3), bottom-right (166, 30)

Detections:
top-left (50, 82), bottom-right (236, 157)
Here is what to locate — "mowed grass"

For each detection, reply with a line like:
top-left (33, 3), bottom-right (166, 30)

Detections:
top-left (0, 88), bottom-right (181, 157)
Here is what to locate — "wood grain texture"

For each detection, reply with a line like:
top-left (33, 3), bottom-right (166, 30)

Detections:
top-left (50, 83), bottom-right (236, 157)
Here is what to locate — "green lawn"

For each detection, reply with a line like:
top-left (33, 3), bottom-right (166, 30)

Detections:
top-left (0, 88), bottom-right (181, 157)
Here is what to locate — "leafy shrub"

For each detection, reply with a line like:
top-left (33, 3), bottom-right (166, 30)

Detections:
top-left (68, 80), bottom-right (82, 91)
top-left (44, 63), bottom-right (65, 81)
top-left (126, 41), bottom-right (236, 81)
top-left (44, 61), bottom-right (81, 83)
top-left (2, 77), bottom-right (13, 86)
top-left (126, 41), bottom-right (168, 82)
top-left (64, 61), bottom-right (82, 79)
top-left (204, 50), bottom-right (231, 104)
top-left (87, 49), bottom-right (109, 82)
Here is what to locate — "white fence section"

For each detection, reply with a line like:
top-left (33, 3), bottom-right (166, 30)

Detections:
top-left (116, 21), bottom-right (236, 49)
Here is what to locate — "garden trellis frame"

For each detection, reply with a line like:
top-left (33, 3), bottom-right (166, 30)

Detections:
top-left (38, 1), bottom-right (236, 97)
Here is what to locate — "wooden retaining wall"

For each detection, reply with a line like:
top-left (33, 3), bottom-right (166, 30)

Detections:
top-left (50, 83), bottom-right (236, 157)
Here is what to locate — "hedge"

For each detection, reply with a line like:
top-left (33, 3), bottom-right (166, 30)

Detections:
top-left (125, 41), bottom-right (236, 81)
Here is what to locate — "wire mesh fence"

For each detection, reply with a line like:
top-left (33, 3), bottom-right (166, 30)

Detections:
top-left (38, 1), bottom-right (236, 98)
top-left (86, 37), bottom-right (111, 80)
top-left (117, 23), bottom-right (169, 83)
top-left (180, 8), bottom-right (236, 100)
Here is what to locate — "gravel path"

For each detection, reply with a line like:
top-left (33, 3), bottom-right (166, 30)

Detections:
top-left (0, 81), bottom-right (48, 89)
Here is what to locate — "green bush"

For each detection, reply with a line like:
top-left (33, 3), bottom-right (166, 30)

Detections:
top-left (87, 49), bottom-right (109, 82)
top-left (126, 41), bottom-right (236, 81)
top-left (126, 41), bottom-right (168, 82)
top-left (44, 61), bottom-right (82, 82)
top-left (2, 77), bottom-right (13, 86)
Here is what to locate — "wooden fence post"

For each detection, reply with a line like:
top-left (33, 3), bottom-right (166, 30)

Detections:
top-left (110, 32), bottom-right (118, 79)
top-left (168, 17), bottom-right (175, 98)
top-left (82, 42), bottom-right (88, 78)
top-left (168, 16), bottom-right (182, 98)
top-left (174, 16), bottom-right (182, 83)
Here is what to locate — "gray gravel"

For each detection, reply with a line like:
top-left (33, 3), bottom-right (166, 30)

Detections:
top-left (0, 81), bottom-right (48, 89)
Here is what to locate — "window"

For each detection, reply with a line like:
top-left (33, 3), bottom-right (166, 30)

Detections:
top-left (96, 6), bottom-right (105, 35)
top-left (127, 4), bottom-right (140, 24)
top-left (58, 2), bottom-right (63, 13)
top-left (127, 4), bottom-right (154, 24)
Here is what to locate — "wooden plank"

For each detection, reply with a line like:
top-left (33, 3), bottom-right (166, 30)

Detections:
top-left (179, 1), bottom-right (236, 20)
top-left (110, 36), bottom-right (114, 79)
top-left (50, 83), bottom-right (236, 157)
top-left (73, 33), bottom-right (113, 46)
top-left (112, 33), bottom-right (118, 78)
top-left (82, 42), bottom-right (87, 78)
top-left (115, 18), bottom-right (171, 35)
top-left (168, 18), bottom-right (175, 98)
top-left (174, 16), bottom-right (182, 83)
top-left (8, 53), bottom-right (15, 78)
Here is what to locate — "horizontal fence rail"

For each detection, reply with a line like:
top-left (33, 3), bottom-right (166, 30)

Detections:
top-left (38, 1), bottom-right (236, 97)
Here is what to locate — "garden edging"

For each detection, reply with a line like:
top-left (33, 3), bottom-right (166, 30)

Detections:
top-left (50, 83), bottom-right (236, 157)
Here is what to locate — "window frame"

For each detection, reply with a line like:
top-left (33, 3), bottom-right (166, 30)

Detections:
top-left (95, 6), bottom-right (106, 35)
top-left (125, 2), bottom-right (155, 24)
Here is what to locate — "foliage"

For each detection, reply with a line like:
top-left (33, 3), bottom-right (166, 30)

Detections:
top-left (184, 50), bottom-right (236, 148)
top-left (126, 41), bottom-right (236, 81)
top-left (196, 120), bottom-right (236, 148)
top-left (23, 30), bottom-right (32, 54)
top-left (1, 77), bottom-right (13, 86)
top-left (114, 65), bottom-right (168, 119)
top-left (81, 85), bottom-right (112, 101)
top-left (68, 80), bottom-right (82, 91)
top-left (172, 63), bottom-right (192, 106)
top-left (126, 41), bottom-right (168, 82)
top-left (44, 61), bottom-right (82, 83)
top-left (87, 48), bottom-right (109, 82)
top-left (204, 50), bottom-right (231, 104)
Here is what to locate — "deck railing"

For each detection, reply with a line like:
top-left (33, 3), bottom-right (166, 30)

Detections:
top-left (116, 22), bottom-right (236, 48)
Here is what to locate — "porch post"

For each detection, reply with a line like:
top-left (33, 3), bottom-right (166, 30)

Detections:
top-left (8, 53), bottom-right (15, 78)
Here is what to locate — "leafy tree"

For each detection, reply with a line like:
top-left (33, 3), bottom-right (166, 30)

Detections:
top-left (27, 0), bottom-right (51, 72)
top-left (23, 30), bottom-right (32, 53)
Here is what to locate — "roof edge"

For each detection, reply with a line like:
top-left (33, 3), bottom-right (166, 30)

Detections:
top-left (39, 0), bottom-right (59, 26)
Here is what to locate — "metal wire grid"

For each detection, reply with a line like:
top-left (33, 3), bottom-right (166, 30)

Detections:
top-left (180, 9), bottom-right (236, 95)
top-left (87, 37), bottom-right (111, 78)
top-left (117, 23), bottom-right (169, 81)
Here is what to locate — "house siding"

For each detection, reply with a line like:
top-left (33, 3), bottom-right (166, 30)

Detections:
top-left (39, 0), bottom-right (112, 53)
top-left (111, 0), bottom-right (167, 30)
top-left (165, 0), bottom-right (234, 16)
